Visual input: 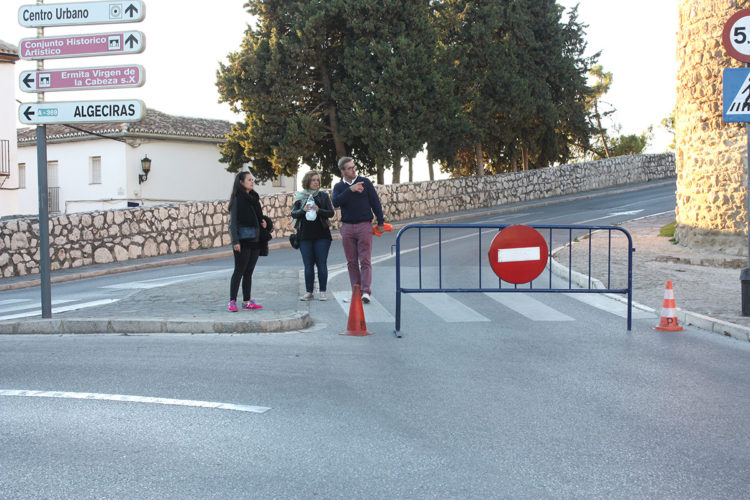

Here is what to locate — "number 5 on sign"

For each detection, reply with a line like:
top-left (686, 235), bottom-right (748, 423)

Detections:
top-left (723, 9), bottom-right (750, 62)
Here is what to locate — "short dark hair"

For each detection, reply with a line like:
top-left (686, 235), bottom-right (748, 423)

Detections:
top-left (338, 157), bottom-right (353, 170)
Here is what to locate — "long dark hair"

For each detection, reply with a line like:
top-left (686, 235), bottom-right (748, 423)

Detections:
top-left (228, 171), bottom-right (255, 210)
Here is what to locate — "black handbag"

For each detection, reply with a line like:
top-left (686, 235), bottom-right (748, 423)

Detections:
top-left (289, 232), bottom-right (300, 249)
top-left (238, 226), bottom-right (257, 240)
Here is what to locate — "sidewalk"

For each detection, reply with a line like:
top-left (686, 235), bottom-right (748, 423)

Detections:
top-left (2, 180), bottom-right (749, 341)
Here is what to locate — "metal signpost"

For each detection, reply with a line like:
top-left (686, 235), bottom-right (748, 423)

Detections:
top-left (722, 9), bottom-right (750, 315)
top-left (17, 0), bottom-right (146, 318)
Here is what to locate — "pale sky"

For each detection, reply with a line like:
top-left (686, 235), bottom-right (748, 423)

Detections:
top-left (2, 0), bottom-right (678, 160)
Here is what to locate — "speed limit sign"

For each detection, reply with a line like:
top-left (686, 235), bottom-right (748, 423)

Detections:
top-left (723, 9), bottom-right (750, 62)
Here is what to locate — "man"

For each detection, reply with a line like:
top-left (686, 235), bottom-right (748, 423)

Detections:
top-left (332, 157), bottom-right (384, 303)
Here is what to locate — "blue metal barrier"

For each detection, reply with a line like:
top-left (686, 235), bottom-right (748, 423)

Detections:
top-left (393, 223), bottom-right (634, 337)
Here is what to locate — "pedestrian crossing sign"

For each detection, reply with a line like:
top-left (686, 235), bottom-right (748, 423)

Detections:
top-left (723, 68), bottom-right (750, 122)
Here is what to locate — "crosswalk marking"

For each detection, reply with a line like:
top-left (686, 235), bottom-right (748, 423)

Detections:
top-left (0, 299), bottom-right (119, 321)
top-left (410, 293), bottom-right (490, 323)
top-left (484, 293), bottom-right (574, 321)
top-left (565, 293), bottom-right (653, 319)
top-left (332, 292), bottom-right (395, 323)
top-left (101, 269), bottom-right (228, 290)
top-left (0, 298), bottom-right (75, 314)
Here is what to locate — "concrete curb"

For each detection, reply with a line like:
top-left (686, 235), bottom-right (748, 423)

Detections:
top-left (0, 311), bottom-right (312, 335)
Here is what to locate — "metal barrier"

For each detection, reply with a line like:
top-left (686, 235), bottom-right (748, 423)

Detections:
top-left (393, 223), bottom-right (635, 337)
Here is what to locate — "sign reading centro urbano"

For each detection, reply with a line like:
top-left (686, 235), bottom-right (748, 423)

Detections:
top-left (19, 31), bottom-right (145, 60)
top-left (19, 100), bottom-right (146, 125)
top-left (20, 65), bottom-right (145, 92)
top-left (18, 1), bottom-right (145, 28)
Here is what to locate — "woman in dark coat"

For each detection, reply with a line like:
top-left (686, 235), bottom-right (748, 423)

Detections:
top-left (291, 170), bottom-right (334, 301)
top-left (228, 172), bottom-right (267, 311)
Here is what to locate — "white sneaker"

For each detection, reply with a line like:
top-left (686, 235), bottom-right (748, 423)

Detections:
top-left (319, 291), bottom-right (328, 301)
top-left (300, 292), bottom-right (314, 301)
top-left (361, 293), bottom-right (371, 304)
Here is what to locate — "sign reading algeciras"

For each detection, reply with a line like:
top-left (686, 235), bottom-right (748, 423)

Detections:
top-left (19, 99), bottom-right (145, 125)
top-left (20, 64), bottom-right (145, 93)
top-left (18, 31), bottom-right (145, 60)
top-left (18, 1), bottom-right (145, 28)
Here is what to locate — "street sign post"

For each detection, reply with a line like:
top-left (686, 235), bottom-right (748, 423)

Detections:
top-left (18, 1), bottom-right (145, 28)
top-left (19, 100), bottom-right (146, 125)
top-left (488, 225), bottom-right (549, 284)
top-left (20, 65), bottom-right (145, 92)
top-left (18, 31), bottom-right (145, 60)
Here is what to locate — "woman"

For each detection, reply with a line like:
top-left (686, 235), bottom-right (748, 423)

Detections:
top-left (228, 171), bottom-right (267, 312)
top-left (291, 170), bottom-right (334, 301)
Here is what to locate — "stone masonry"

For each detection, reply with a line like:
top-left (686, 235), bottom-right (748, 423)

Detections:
top-left (0, 154), bottom-right (674, 279)
top-left (675, 0), bottom-right (750, 253)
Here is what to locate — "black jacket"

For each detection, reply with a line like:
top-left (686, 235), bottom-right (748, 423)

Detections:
top-left (291, 191), bottom-right (334, 240)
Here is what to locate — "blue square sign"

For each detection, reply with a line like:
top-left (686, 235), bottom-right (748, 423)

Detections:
top-left (723, 68), bottom-right (750, 122)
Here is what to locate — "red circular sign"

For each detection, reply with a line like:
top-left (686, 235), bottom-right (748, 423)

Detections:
top-left (723, 9), bottom-right (750, 63)
top-left (488, 225), bottom-right (548, 284)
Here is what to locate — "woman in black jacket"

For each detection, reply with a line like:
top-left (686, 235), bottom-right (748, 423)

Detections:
top-left (228, 172), bottom-right (267, 311)
top-left (291, 170), bottom-right (334, 301)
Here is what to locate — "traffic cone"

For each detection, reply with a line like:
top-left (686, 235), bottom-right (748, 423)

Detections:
top-left (654, 281), bottom-right (683, 331)
top-left (340, 284), bottom-right (373, 336)
top-left (373, 222), bottom-right (393, 237)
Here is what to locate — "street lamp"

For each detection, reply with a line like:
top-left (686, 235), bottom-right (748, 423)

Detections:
top-left (138, 155), bottom-right (151, 184)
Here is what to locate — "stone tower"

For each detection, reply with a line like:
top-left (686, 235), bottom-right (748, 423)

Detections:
top-left (675, 0), bottom-right (750, 253)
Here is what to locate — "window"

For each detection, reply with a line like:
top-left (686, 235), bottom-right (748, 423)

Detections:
top-left (18, 163), bottom-right (26, 189)
top-left (89, 156), bottom-right (101, 184)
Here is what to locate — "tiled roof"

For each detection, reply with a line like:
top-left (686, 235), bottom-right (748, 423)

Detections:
top-left (0, 40), bottom-right (19, 59)
top-left (17, 108), bottom-right (233, 144)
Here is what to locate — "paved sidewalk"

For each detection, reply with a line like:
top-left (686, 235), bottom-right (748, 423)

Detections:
top-left (552, 212), bottom-right (750, 343)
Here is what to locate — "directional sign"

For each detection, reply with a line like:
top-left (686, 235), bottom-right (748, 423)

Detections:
top-left (18, 1), bottom-right (145, 28)
top-left (18, 31), bottom-right (145, 60)
top-left (723, 9), bottom-right (750, 62)
top-left (488, 225), bottom-right (549, 284)
top-left (19, 65), bottom-right (145, 93)
top-left (723, 68), bottom-right (750, 122)
top-left (19, 100), bottom-right (145, 125)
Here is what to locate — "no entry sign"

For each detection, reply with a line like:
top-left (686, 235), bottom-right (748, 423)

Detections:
top-left (488, 225), bottom-right (549, 284)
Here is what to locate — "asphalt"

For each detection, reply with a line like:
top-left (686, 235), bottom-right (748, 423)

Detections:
top-left (1, 179), bottom-right (749, 343)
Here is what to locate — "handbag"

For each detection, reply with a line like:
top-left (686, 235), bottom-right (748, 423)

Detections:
top-left (289, 232), bottom-right (300, 249)
top-left (238, 226), bottom-right (257, 240)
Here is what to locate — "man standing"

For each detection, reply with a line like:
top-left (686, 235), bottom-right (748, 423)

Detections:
top-left (332, 157), bottom-right (384, 303)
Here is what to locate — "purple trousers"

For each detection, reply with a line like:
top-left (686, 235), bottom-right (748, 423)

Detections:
top-left (340, 221), bottom-right (374, 294)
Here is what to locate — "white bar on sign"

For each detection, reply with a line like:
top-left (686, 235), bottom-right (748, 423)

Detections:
top-left (497, 246), bottom-right (540, 263)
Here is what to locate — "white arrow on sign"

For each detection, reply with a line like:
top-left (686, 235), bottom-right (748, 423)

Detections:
top-left (19, 100), bottom-right (146, 125)
top-left (18, 1), bottom-right (145, 28)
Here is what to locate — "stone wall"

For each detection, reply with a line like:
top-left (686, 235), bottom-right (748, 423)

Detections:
top-left (0, 154), bottom-right (674, 278)
top-left (675, 0), bottom-right (749, 254)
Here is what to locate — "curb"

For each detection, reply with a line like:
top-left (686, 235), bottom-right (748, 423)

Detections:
top-left (0, 311), bottom-right (312, 335)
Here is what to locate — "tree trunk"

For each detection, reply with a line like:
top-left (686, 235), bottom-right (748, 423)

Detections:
top-left (377, 165), bottom-right (385, 185)
top-left (522, 146), bottom-right (529, 171)
top-left (318, 60), bottom-right (347, 159)
top-left (475, 142), bottom-right (484, 176)
top-left (408, 158), bottom-right (413, 182)
top-left (593, 101), bottom-right (610, 158)
top-left (427, 151), bottom-right (434, 180)
top-left (392, 153), bottom-right (401, 184)
top-left (511, 149), bottom-right (518, 172)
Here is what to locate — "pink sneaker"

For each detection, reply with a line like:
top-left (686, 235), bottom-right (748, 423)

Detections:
top-left (228, 300), bottom-right (238, 312)
top-left (246, 299), bottom-right (262, 310)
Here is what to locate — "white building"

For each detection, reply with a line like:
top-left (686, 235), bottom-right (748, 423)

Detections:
top-left (0, 38), bottom-right (294, 218)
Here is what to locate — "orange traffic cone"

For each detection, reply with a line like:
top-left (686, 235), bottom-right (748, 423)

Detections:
top-left (373, 223), bottom-right (393, 237)
top-left (654, 281), bottom-right (683, 331)
top-left (340, 284), bottom-right (373, 336)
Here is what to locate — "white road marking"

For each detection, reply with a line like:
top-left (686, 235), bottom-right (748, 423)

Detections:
top-left (101, 269), bottom-right (229, 290)
top-left (0, 298), bottom-right (75, 314)
top-left (0, 299), bottom-right (31, 306)
top-left (485, 293), bottom-right (574, 321)
top-left (0, 299), bottom-right (119, 321)
top-left (565, 293), bottom-right (653, 319)
top-left (333, 291), bottom-right (395, 323)
top-left (410, 293), bottom-right (490, 323)
top-left (0, 389), bottom-right (270, 414)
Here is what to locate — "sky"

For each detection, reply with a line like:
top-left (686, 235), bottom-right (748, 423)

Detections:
top-left (1, 0), bottom-right (678, 181)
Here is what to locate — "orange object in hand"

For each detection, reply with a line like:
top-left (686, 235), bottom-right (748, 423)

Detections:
top-left (373, 222), bottom-right (393, 236)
